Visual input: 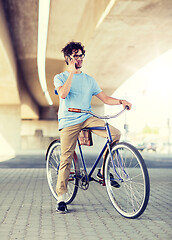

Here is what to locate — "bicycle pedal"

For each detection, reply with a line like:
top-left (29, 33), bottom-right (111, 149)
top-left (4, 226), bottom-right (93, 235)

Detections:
top-left (98, 179), bottom-right (105, 185)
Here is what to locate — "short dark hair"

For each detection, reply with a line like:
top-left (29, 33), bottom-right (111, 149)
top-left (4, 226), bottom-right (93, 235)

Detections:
top-left (61, 41), bottom-right (85, 57)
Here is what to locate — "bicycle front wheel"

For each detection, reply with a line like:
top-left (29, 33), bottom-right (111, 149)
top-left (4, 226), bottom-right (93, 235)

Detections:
top-left (104, 142), bottom-right (150, 219)
top-left (46, 140), bottom-right (79, 204)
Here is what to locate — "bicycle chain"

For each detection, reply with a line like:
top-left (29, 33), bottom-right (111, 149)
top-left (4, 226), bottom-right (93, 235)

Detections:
top-left (79, 170), bottom-right (89, 190)
top-left (69, 170), bottom-right (89, 190)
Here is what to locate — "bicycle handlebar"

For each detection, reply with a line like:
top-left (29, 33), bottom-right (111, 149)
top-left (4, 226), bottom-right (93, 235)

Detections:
top-left (68, 106), bottom-right (129, 120)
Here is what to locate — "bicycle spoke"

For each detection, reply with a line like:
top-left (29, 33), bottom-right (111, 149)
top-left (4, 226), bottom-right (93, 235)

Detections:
top-left (49, 160), bottom-right (58, 172)
top-left (124, 182), bottom-right (142, 210)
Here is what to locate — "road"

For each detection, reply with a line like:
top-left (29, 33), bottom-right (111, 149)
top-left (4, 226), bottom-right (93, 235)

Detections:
top-left (0, 151), bottom-right (172, 168)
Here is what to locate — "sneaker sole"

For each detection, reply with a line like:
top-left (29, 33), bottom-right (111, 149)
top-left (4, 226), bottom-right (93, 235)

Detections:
top-left (56, 209), bottom-right (68, 214)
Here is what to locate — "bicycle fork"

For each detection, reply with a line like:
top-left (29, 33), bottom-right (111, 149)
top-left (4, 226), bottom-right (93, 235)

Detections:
top-left (108, 145), bottom-right (128, 182)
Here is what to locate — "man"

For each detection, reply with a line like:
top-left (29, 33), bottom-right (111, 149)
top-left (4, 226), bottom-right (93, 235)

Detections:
top-left (54, 41), bottom-right (132, 213)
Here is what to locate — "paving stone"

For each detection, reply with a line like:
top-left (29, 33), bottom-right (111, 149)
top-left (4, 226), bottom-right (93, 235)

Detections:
top-left (0, 168), bottom-right (172, 239)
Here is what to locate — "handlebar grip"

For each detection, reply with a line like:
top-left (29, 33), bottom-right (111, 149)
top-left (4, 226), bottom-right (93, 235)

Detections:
top-left (68, 108), bottom-right (81, 113)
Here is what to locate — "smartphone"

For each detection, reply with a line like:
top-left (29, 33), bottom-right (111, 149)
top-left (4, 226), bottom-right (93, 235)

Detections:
top-left (65, 56), bottom-right (72, 65)
top-left (66, 56), bottom-right (77, 69)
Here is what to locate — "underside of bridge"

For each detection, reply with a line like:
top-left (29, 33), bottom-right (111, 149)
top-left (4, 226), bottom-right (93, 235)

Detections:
top-left (0, 0), bottom-right (172, 154)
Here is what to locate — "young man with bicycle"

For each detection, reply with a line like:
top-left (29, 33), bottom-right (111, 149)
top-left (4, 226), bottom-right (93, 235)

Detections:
top-left (54, 41), bottom-right (132, 213)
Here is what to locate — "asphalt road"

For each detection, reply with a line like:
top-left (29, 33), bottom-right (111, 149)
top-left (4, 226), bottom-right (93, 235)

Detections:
top-left (0, 151), bottom-right (172, 168)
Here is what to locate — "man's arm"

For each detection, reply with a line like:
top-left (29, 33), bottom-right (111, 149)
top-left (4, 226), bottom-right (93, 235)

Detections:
top-left (57, 58), bottom-right (77, 99)
top-left (96, 91), bottom-right (132, 110)
top-left (57, 72), bottom-right (73, 99)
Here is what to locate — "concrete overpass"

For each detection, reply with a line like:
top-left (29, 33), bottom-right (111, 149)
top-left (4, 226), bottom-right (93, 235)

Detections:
top-left (0, 0), bottom-right (172, 155)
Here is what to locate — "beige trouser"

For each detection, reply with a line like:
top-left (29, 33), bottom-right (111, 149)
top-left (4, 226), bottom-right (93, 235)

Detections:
top-left (56, 117), bottom-right (121, 197)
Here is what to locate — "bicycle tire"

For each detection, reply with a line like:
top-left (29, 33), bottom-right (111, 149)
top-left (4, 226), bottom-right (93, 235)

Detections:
top-left (104, 142), bottom-right (150, 219)
top-left (46, 140), bottom-right (79, 204)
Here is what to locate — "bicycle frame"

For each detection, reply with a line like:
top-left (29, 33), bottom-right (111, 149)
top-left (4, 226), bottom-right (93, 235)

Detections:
top-left (68, 106), bottom-right (129, 182)
top-left (77, 126), bottom-right (107, 181)
top-left (77, 123), bottom-right (123, 182)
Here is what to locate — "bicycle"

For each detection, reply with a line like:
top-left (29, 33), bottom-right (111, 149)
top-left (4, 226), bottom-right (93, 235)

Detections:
top-left (46, 106), bottom-right (150, 219)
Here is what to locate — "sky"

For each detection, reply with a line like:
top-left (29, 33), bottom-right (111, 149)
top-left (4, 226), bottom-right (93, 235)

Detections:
top-left (105, 48), bottom-right (172, 136)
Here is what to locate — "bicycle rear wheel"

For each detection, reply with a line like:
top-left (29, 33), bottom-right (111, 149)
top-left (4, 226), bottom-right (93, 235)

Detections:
top-left (46, 140), bottom-right (79, 204)
top-left (104, 142), bottom-right (150, 219)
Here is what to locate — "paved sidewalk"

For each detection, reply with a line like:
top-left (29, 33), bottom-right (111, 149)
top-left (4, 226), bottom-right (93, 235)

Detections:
top-left (0, 168), bottom-right (172, 240)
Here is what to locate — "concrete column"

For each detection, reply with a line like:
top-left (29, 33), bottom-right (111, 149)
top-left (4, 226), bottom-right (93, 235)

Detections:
top-left (0, 105), bottom-right (21, 156)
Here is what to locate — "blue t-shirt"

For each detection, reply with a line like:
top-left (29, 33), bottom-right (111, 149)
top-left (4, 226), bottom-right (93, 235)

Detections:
top-left (54, 71), bottom-right (102, 129)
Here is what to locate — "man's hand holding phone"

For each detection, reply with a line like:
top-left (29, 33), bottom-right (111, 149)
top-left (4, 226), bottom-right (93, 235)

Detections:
top-left (68, 56), bottom-right (77, 73)
top-left (58, 56), bottom-right (77, 98)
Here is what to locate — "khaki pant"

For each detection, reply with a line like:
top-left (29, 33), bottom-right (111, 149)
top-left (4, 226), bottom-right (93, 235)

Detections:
top-left (56, 117), bottom-right (121, 196)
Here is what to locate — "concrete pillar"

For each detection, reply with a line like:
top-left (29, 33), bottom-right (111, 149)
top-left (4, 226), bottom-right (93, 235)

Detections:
top-left (0, 105), bottom-right (21, 155)
top-left (0, 2), bottom-right (21, 156)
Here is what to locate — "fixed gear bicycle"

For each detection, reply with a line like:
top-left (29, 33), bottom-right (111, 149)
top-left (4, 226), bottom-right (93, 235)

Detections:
top-left (46, 107), bottom-right (150, 219)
